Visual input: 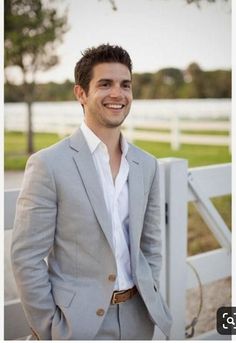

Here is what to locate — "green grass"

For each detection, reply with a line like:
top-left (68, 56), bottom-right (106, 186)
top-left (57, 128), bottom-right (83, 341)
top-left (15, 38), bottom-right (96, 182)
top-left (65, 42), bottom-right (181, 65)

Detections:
top-left (135, 140), bottom-right (231, 167)
top-left (5, 131), bottom-right (60, 170)
top-left (5, 132), bottom-right (231, 170)
top-left (181, 130), bottom-right (229, 136)
top-left (135, 128), bottom-right (229, 136)
top-left (5, 131), bottom-right (231, 256)
top-left (187, 196), bottom-right (231, 256)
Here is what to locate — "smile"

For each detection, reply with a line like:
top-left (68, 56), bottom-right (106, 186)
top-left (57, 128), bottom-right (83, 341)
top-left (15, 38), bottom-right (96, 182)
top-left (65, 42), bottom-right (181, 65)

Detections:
top-left (104, 103), bottom-right (125, 109)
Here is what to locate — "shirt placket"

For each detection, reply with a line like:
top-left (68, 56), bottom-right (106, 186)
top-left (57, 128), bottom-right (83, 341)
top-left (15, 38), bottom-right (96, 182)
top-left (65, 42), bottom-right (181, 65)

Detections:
top-left (98, 144), bottom-right (131, 290)
top-left (114, 156), bottom-right (131, 289)
top-left (101, 148), bottom-right (123, 287)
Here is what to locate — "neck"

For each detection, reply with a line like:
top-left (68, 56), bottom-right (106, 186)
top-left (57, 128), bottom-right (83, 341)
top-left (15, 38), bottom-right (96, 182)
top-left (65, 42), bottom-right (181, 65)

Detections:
top-left (84, 119), bottom-right (121, 156)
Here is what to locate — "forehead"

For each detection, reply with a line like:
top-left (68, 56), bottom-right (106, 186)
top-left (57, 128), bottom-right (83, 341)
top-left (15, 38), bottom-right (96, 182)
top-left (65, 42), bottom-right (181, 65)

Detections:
top-left (91, 63), bottom-right (131, 82)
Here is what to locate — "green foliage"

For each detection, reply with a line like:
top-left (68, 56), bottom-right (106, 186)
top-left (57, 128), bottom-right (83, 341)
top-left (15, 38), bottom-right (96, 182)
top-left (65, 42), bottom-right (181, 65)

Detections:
top-left (4, 0), bottom-right (68, 82)
top-left (4, 65), bottom-right (231, 102)
top-left (4, 0), bottom-right (68, 153)
top-left (186, 0), bottom-right (229, 6)
top-left (108, 0), bottom-right (230, 11)
top-left (132, 64), bottom-right (231, 100)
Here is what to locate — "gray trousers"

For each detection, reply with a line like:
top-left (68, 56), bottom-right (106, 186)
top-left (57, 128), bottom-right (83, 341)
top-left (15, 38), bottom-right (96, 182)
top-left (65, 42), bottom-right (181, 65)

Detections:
top-left (94, 292), bottom-right (155, 340)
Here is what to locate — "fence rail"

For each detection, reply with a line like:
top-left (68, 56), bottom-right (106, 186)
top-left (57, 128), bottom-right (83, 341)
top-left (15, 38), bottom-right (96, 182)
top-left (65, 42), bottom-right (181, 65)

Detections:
top-left (4, 159), bottom-right (231, 340)
top-left (4, 101), bottom-right (231, 151)
top-left (123, 117), bottom-right (231, 151)
top-left (4, 118), bottom-right (231, 151)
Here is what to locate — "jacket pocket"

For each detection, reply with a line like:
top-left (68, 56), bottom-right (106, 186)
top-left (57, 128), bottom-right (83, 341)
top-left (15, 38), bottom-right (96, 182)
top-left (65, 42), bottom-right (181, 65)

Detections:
top-left (52, 286), bottom-right (76, 308)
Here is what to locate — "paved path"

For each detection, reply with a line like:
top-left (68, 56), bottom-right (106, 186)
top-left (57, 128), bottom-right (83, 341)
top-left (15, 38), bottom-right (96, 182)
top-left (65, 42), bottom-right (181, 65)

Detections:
top-left (4, 171), bottom-right (24, 189)
top-left (4, 172), bottom-right (25, 302)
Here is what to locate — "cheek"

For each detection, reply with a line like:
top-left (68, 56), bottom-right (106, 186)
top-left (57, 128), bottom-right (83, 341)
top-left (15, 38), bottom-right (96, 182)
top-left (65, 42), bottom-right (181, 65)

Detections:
top-left (127, 95), bottom-right (133, 104)
top-left (91, 92), bottom-right (105, 104)
top-left (126, 91), bottom-right (133, 102)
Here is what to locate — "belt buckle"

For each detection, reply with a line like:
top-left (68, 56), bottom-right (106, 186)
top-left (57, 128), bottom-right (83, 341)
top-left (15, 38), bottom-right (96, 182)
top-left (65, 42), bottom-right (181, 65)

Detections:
top-left (111, 290), bottom-right (126, 305)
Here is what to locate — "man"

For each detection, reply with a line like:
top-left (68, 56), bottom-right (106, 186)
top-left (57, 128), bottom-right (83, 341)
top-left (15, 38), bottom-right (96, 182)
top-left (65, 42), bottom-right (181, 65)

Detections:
top-left (11, 44), bottom-right (172, 340)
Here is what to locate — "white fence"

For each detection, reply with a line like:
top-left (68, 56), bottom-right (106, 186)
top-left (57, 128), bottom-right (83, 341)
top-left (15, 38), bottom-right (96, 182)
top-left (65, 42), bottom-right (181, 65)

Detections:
top-left (4, 117), bottom-right (231, 152)
top-left (4, 158), bottom-right (231, 340)
top-left (4, 99), bottom-right (231, 151)
top-left (160, 159), bottom-right (231, 340)
top-left (123, 118), bottom-right (231, 151)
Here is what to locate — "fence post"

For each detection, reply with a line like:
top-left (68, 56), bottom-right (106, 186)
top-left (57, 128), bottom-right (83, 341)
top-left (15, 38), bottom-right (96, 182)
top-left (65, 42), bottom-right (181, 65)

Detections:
top-left (123, 115), bottom-right (134, 144)
top-left (162, 158), bottom-right (188, 340)
top-left (171, 113), bottom-right (180, 150)
top-left (153, 161), bottom-right (167, 340)
top-left (228, 112), bottom-right (231, 154)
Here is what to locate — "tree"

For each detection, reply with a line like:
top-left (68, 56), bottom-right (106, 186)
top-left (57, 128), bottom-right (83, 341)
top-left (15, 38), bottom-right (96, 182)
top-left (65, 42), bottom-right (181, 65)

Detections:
top-left (4, 0), bottom-right (68, 154)
top-left (107, 0), bottom-right (229, 11)
top-left (184, 63), bottom-right (205, 98)
top-left (186, 0), bottom-right (229, 7)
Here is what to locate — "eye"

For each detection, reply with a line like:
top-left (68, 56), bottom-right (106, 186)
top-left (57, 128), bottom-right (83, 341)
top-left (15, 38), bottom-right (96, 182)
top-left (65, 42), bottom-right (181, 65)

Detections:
top-left (123, 83), bottom-right (131, 89)
top-left (99, 81), bottom-right (110, 88)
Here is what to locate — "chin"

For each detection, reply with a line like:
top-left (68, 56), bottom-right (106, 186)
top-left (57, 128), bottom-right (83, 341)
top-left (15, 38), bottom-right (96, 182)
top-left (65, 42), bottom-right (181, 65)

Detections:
top-left (108, 117), bottom-right (127, 128)
top-left (107, 114), bottom-right (128, 127)
top-left (105, 121), bottom-right (123, 128)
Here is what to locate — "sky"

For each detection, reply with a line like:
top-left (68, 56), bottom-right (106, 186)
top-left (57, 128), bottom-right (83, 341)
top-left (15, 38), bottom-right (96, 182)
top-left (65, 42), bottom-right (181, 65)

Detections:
top-left (6, 0), bottom-right (232, 84)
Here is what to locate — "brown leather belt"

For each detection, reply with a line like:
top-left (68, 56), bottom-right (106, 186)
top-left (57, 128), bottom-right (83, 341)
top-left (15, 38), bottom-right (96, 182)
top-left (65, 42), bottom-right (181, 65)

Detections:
top-left (111, 286), bottom-right (137, 305)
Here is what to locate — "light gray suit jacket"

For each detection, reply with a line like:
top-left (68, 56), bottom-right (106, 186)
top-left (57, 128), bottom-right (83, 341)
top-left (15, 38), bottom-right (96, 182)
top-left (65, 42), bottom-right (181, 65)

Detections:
top-left (11, 128), bottom-right (172, 340)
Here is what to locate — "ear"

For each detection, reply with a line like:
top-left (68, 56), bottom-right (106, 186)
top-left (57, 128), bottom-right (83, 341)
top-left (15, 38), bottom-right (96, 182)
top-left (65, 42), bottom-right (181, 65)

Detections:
top-left (74, 85), bottom-right (87, 105)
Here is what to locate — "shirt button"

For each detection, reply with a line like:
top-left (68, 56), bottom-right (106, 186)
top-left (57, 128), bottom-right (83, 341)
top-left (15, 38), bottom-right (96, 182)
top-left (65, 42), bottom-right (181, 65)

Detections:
top-left (96, 308), bottom-right (105, 316)
top-left (108, 274), bottom-right (116, 282)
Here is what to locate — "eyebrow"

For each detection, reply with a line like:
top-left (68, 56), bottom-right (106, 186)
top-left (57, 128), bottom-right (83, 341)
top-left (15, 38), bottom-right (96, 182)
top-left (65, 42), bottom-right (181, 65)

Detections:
top-left (97, 78), bottom-right (132, 84)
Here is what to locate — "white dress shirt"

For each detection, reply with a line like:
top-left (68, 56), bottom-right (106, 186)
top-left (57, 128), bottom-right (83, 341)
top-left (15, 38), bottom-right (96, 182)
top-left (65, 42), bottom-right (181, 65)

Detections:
top-left (80, 121), bottom-right (134, 290)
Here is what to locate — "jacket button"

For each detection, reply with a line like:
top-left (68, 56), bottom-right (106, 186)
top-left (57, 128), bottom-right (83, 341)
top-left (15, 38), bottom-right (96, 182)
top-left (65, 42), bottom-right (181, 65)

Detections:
top-left (96, 308), bottom-right (105, 316)
top-left (108, 274), bottom-right (116, 282)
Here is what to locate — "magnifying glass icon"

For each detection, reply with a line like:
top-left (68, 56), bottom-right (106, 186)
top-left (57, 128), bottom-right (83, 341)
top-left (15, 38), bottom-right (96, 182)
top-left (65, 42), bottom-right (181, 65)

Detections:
top-left (226, 317), bottom-right (236, 326)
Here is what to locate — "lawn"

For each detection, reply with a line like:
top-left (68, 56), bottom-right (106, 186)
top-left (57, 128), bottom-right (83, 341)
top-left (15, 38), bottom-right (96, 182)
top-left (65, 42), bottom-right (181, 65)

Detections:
top-left (5, 131), bottom-right (231, 170)
top-left (135, 140), bottom-right (231, 167)
top-left (5, 131), bottom-right (231, 256)
top-left (5, 131), bottom-right (60, 170)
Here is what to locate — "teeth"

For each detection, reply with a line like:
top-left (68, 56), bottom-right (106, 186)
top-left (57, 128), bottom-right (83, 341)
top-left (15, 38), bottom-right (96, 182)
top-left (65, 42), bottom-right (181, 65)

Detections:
top-left (105, 104), bottom-right (123, 109)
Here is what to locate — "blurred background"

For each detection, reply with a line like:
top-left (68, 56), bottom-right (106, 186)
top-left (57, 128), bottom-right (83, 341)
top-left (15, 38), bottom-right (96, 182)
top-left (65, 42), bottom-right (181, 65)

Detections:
top-left (4, 0), bottom-right (231, 339)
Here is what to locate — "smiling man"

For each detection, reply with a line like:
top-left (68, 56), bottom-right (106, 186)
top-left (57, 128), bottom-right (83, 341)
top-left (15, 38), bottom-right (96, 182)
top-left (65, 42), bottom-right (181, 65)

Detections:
top-left (11, 44), bottom-right (172, 340)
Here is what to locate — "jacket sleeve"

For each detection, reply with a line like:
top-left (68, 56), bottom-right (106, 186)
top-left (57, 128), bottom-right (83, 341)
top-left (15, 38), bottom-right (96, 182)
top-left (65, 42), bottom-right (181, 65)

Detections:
top-left (11, 152), bottom-right (57, 340)
top-left (140, 159), bottom-right (162, 289)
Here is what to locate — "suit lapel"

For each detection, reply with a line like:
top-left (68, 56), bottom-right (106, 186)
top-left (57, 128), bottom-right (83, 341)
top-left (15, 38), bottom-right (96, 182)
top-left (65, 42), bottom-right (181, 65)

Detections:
top-left (69, 128), bottom-right (114, 252)
top-left (126, 146), bottom-right (145, 264)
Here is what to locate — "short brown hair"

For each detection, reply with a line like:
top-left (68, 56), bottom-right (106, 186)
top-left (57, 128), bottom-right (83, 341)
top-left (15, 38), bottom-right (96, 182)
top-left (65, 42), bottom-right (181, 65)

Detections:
top-left (74, 44), bottom-right (132, 94)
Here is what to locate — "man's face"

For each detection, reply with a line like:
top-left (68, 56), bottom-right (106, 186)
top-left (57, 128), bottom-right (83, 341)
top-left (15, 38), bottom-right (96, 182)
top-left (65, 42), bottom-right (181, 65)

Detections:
top-left (76, 62), bottom-right (133, 129)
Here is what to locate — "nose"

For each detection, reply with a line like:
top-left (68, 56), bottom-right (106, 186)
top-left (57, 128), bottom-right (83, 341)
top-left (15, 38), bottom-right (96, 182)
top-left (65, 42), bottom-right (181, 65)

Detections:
top-left (110, 84), bottom-right (122, 98)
